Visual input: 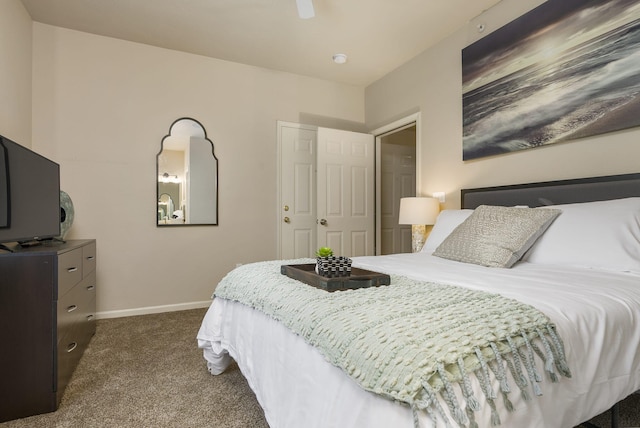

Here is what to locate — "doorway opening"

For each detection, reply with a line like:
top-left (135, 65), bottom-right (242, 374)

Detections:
top-left (378, 124), bottom-right (417, 254)
top-left (372, 113), bottom-right (420, 255)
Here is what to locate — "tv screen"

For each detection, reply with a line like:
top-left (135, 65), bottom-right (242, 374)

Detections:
top-left (0, 135), bottom-right (60, 245)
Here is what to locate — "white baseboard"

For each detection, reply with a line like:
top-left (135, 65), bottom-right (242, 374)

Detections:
top-left (96, 300), bottom-right (212, 320)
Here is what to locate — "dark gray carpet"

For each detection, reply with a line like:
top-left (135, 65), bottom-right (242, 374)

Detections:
top-left (0, 308), bottom-right (268, 428)
top-left (0, 308), bottom-right (637, 428)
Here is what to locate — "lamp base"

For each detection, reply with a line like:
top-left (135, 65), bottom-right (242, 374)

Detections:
top-left (411, 224), bottom-right (427, 253)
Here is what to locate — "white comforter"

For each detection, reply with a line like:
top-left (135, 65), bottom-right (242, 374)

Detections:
top-left (197, 253), bottom-right (640, 428)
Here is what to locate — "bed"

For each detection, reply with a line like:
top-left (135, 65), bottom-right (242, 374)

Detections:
top-left (197, 173), bottom-right (640, 428)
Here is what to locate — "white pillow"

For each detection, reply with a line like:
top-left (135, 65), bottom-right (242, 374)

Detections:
top-left (523, 197), bottom-right (640, 273)
top-left (421, 209), bottom-right (473, 254)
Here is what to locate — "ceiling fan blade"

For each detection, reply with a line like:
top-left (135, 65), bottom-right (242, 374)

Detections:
top-left (296, 0), bottom-right (315, 19)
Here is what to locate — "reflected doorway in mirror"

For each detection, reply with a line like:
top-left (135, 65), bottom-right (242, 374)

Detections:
top-left (157, 117), bottom-right (218, 226)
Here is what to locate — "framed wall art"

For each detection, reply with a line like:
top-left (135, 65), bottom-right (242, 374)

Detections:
top-left (462, 0), bottom-right (640, 160)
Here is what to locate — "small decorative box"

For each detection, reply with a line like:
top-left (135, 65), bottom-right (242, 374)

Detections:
top-left (316, 256), bottom-right (352, 277)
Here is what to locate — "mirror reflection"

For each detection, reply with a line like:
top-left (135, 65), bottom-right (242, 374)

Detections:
top-left (157, 118), bottom-right (218, 226)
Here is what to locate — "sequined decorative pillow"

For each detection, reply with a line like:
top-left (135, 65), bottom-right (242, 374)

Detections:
top-left (433, 205), bottom-right (561, 268)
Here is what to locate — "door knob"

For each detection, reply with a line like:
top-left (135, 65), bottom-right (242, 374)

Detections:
top-left (319, 218), bottom-right (327, 226)
top-left (284, 216), bottom-right (290, 223)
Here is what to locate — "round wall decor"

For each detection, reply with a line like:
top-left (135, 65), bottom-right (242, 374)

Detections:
top-left (59, 190), bottom-right (75, 240)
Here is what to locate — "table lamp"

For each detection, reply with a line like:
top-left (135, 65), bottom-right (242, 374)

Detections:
top-left (399, 197), bottom-right (440, 252)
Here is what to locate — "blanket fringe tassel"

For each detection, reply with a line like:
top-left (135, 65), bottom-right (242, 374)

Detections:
top-left (410, 326), bottom-right (570, 428)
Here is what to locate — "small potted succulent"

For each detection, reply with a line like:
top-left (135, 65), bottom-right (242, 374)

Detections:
top-left (315, 246), bottom-right (334, 258)
top-left (315, 247), bottom-right (352, 277)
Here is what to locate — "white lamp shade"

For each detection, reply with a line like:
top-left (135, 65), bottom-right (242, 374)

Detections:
top-left (398, 197), bottom-right (439, 225)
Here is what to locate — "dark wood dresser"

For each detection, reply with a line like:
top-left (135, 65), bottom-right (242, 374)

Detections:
top-left (0, 239), bottom-right (96, 422)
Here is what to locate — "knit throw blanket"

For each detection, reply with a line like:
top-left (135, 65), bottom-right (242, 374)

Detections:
top-left (214, 260), bottom-right (572, 428)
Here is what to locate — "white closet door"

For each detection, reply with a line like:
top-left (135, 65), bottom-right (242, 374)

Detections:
top-left (279, 124), bottom-right (317, 259)
top-left (316, 127), bottom-right (374, 258)
top-left (279, 123), bottom-right (375, 259)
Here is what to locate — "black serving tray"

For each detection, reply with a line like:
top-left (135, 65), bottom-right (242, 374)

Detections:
top-left (281, 263), bottom-right (391, 292)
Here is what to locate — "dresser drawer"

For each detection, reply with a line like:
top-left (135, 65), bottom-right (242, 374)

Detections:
top-left (56, 318), bottom-right (94, 401)
top-left (82, 242), bottom-right (96, 277)
top-left (57, 271), bottom-right (96, 342)
top-left (57, 248), bottom-right (83, 298)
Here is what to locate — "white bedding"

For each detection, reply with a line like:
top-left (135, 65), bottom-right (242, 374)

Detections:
top-left (197, 253), bottom-right (640, 428)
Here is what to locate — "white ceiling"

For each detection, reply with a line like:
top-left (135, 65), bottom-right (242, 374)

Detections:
top-left (20, 0), bottom-right (502, 86)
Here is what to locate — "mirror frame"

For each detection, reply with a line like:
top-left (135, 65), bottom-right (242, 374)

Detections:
top-left (156, 117), bottom-right (219, 227)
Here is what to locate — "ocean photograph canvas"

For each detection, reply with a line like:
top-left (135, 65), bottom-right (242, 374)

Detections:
top-left (462, 0), bottom-right (640, 160)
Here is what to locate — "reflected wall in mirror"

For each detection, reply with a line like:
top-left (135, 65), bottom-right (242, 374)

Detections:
top-left (157, 117), bottom-right (218, 226)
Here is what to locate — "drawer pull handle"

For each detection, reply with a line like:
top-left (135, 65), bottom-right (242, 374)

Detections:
top-left (87, 314), bottom-right (95, 321)
top-left (86, 256), bottom-right (95, 261)
top-left (87, 285), bottom-right (95, 291)
top-left (67, 342), bottom-right (78, 353)
top-left (67, 267), bottom-right (78, 273)
top-left (67, 304), bottom-right (78, 313)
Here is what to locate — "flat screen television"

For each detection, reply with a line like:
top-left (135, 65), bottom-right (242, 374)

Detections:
top-left (0, 134), bottom-right (60, 246)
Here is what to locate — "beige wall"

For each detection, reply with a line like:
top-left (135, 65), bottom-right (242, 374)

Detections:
top-left (365, 0), bottom-right (640, 209)
top-left (0, 0), bottom-right (32, 145)
top-left (31, 23), bottom-right (365, 316)
top-left (9, 0), bottom-right (640, 316)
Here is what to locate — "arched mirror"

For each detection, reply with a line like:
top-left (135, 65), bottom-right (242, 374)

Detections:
top-left (157, 118), bottom-right (218, 226)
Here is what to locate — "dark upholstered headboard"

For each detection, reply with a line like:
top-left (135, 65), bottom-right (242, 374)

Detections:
top-left (461, 173), bottom-right (640, 209)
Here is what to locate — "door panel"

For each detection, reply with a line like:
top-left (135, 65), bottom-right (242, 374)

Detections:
top-left (326, 231), bottom-right (344, 254)
top-left (325, 164), bottom-right (343, 216)
top-left (293, 229), bottom-right (313, 258)
top-left (280, 124), bottom-right (317, 259)
top-left (351, 166), bottom-right (368, 216)
top-left (317, 127), bottom-right (374, 257)
top-left (351, 231), bottom-right (368, 256)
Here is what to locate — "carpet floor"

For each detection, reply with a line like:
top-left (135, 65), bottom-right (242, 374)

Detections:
top-left (0, 308), bottom-right (268, 428)
top-left (0, 308), bottom-right (637, 428)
